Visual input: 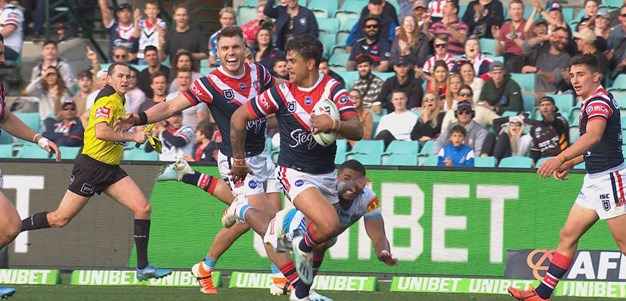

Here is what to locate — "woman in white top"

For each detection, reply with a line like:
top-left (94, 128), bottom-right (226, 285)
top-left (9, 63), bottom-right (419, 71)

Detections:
top-left (25, 65), bottom-right (72, 120)
top-left (492, 115), bottom-right (531, 165)
top-left (458, 60), bottom-right (484, 104)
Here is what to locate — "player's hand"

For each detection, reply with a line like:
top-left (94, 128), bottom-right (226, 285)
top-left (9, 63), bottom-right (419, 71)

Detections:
top-left (378, 250), bottom-right (398, 266)
top-left (133, 130), bottom-right (148, 144)
top-left (37, 137), bottom-right (61, 162)
top-left (553, 163), bottom-right (571, 181)
top-left (228, 159), bottom-right (254, 183)
top-left (537, 157), bottom-right (563, 178)
top-left (310, 113), bottom-right (334, 134)
top-left (114, 113), bottom-right (136, 132)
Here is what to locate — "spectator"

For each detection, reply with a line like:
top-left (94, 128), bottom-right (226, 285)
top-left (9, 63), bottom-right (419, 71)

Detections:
top-left (442, 84), bottom-right (485, 131)
top-left (263, 0), bottom-right (318, 50)
top-left (425, 60), bottom-right (449, 106)
top-left (207, 7), bottom-right (236, 67)
top-left (492, 0), bottom-right (532, 73)
top-left (319, 58), bottom-right (345, 86)
top-left (462, 0), bottom-right (504, 39)
top-left (573, 28), bottom-right (608, 78)
top-left (424, 0), bottom-right (469, 56)
top-left (411, 0), bottom-right (428, 30)
top-left (593, 8), bottom-right (611, 43)
top-left (444, 73), bottom-right (464, 112)
top-left (41, 100), bottom-right (84, 147)
top-left (374, 90), bottom-right (418, 146)
top-left (25, 66), bottom-right (72, 120)
top-left (411, 92), bottom-right (445, 147)
top-left (522, 26), bottom-right (571, 100)
top-left (437, 125), bottom-right (475, 167)
top-left (478, 60), bottom-right (523, 116)
top-left (345, 0), bottom-right (396, 53)
top-left (458, 60), bottom-right (484, 104)
top-left (30, 40), bottom-right (76, 91)
top-left (166, 68), bottom-right (208, 129)
top-left (0, 0), bottom-right (23, 61)
top-left (491, 115), bottom-right (532, 164)
top-left (347, 15), bottom-right (391, 72)
top-left (347, 89), bottom-right (373, 148)
top-left (352, 55), bottom-right (384, 107)
top-left (137, 46), bottom-right (170, 99)
top-left (252, 25), bottom-right (285, 72)
top-left (153, 110), bottom-right (195, 161)
top-left (84, 69), bottom-right (107, 114)
top-left (607, 5), bottom-right (626, 80)
top-left (426, 0), bottom-right (446, 23)
top-left (575, 0), bottom-right (599, 25)
top-left (434, 100), bottom-right (491, 157)
top-left (360, 0), bottom-right (398, 25)
top-left (168, 50), bottom-right (202, 94)
top-left (390, 15), bottom-right (429, 68)
top-left (527, 96), bottom-right (570, 164)
top-left (452, 37), bottom-right (492, 81)
top-left (542, 3), bottom-right (577, 56)
top-left (132, 0), bottom-right (166, 65)
top-left (98, 0), bottom-right (138, 62)
top-left (272, 57), bottom-right (288, 80)
top-left (125, 67), bottom-right (146, 114)
top-left (374, 56), bottom-right (423, 113)
top-left (138, 72), bottom-right (168, 112)
top-left (417, 35), bottom-right (455, 82)
top-left (71, 69), bottom-right (94, 116)
top-left (183, 119), bottom-right (218, 163)
top-left (241, 3), bottom-right (269, 44)
top-left (160, 3), bottom-right (208, 64)
top-left (524, 18), bottom-right (549, 42)
top-left (398, 0), bottom-right (413, 23)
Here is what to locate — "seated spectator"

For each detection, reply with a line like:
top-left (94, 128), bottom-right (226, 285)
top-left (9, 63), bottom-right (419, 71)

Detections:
top-left (573, 28), bottom-right (608, 79)
top-left (461, 0), bottom-right (504, 39)
top-left (352, 55), bottom-right (384, 107)
top-left (361, 0), bottom-right (399, 25)
top-left (444, 74), bottom-right (464, 113)
top-left (160, 3), bottom-right (208, 64)
top-left (425, 60), bottom-right (449, 106)
top-left (31, 40), bottom-right (76, 91)
top-left (478, 61), bottom-right (523, 116)
top-left (25, 66), bottom-right (72, 120)
top-left (442, 85), bottom-right (489, 130)
top-left (137, 46), bottom-right (170, 99)
top-left (411, 0), bottom-right (429, 30)
top-left (139, 71), bottom-right (168, 112)
top-left (345, 0), bottom-right (397, 53)
top-left (207, 7), bottom-right (236, 67)
top-left (132, 0), bottom-right (167, 65)
top-left (452, 37), bottom-right (492, 81)
top-left (347, 89), bottom-right (373, 148)
top-left (151, 110), bottom-right (195, 161)
top-left (319, 58), bottom-right (345, 87)
top-left (169, 50), bottom-right (203, 94)
top-left (458, 60), bottom-right (484, 104)
top-left (264, 0), bottom-right (318, 51)
top-left (527, 96), bottom-right (570, 164)
top-left (593, 8), bottom-right (611, 44)
top-left (347, 15), bottom-right (391, 72)
top-left (374, 90), bottom-right (418, 146)
top-left (125, 67), bottom-right (146, 114)
top-left (166, 68), bottom-right (208, 129)
top-left (252, 25), bottom-right (285, 72)
top-left (42, 100), bottom-right (84, 147)
top-left (418, 34), bottom-right (455, 82)
top-left (575, 0), bottom-right (599, 25)
top-left (434, 100), bottom-right (493, 157)
top-left (391, 15), bottom-right (429, 68)
top-left (98, 1), bottom-right (138, 62)
top-left (71, 69), bottom-right (94, 116)
top-left (374, 56), bottom-right (423, 114)
top-left (437, 125), bottom-right (475, 167)
top-left (0, 0), bottom-right (23, 61)
top-left (424, 0), bottom-right (468, 56)
top-left (242, 3), bottom-right (269, 44)
top-left (182, 119), bottom-right (218, 162)
top-left (607, 5), bottom-right (626, 80)
top-left (492, 0), bottom-right (532, 73)
top-left (411, 92), bottom-right (445, 148)
top-left (272, 57), bottom-right (289, 80)
top-left (491, 115), bottom-right (532, 164)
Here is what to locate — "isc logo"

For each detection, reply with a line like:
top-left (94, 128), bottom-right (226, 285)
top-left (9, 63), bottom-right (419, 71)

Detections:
top-left (600, 194), bottom-right (610, 200)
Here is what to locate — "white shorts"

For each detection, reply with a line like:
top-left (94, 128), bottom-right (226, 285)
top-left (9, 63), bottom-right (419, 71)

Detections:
top-left (218, 151), bottom-right (277, 196)
top-left (276, 165), bottom-right (338, 205)
top-left (265, 155), bottom-right (281, 194)
top-left (575, 168), bottom-right (626, 220)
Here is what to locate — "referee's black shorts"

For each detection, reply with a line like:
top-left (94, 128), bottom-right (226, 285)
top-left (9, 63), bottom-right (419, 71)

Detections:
top-left (68, 154), bottom-right (128, 197)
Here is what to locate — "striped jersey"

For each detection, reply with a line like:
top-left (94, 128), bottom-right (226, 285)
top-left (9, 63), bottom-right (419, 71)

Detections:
top-left (184, 63), bottom-right (274, 157)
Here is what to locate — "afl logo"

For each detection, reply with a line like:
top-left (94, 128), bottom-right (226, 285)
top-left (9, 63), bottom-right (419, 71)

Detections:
top-left (288, 101), bottom-right (296, 112)
top-left (224, 89), bottom-right (234, 100)
top-left (305, 97), bottom-right (312, 105)
top-left (295, 179), bottom-right (304, 187)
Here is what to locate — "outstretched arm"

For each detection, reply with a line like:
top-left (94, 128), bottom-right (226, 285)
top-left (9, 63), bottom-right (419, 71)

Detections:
top-left (364, 217), bottom-right (397, 266)
top-left (1, 111), bottom-right (60, 161)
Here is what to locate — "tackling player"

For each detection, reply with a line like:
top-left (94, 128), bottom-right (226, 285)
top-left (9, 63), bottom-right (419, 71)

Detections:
top-left (20, 62), bottom-right (172, 281)
top-left (229, 34), bottom-right (364, 300)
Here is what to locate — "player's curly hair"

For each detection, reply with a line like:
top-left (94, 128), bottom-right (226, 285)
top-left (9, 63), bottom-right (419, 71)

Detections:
top-left (284, 35), bottom-right (323, 68)
top-left (339, 160), bottom-right (366, 176)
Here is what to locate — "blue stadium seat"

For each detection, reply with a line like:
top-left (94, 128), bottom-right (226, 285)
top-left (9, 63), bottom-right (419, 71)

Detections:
top-left (479, 39), bottom-right (497, 55)
top-left (347, 140), bottom-right (385, 158)
top-left (333, 70), bottom-right (358, 89)
top-left (335, 152), bottom-right (345, 165)
top-left (123, 148), bottom-right (158, 161)
top-left (383, 154), bottom-right (418, 166)
top-left (385, 140), bottom-right (418, 155)
top-left (352, 153), bottom-right (381, 165)
top-left (498, 156), bottom-right (533, 168)
top-left (237, 5), bottom-right (258, 26)
top-left (0, 144), bottom-right (12, 158)
top-left (573, 162), bottom-right (586, 170)
top-left (59, 146), bottom-right (81, 160)
top-left (13, 112), bottom-right (40, 132)
top-left (601, 0), bottom-right (622, 8)
top-left (569, 107), bottom-right (581, 126)
top-left (522, 93), bottom-right (536, 112)
top-left (200, 67), bottom-right (216, 75)
top-left (569, 126), bottom-right (578, 142)
top-left (610, 74), bottom-right (626, 91)
top-left (0, 132), bottom-right (13, 144)
top-left (422, 155), bottom-right (439, 166)
top-left (316, 17), bottom-right (340, 34)
top-left (419, 140), bottom-right (436, 156)
top-left (337, 18), bottom-right (358, 45)
top-left (535, 157), bottom-right (553, 167)
top-left (547, 94), bottom-right (574, 118)
top-left (329, 53), bottom-right (350, 68)
top-left (16, 144), bottom-right (50, 159)
top-left (309, 0), bottom-right (338, 19)
top-left (336, 139), bottom-right (348, 154)
top-left (130, 64), bottom-right (148, 72)
top-left (319, 32), bottom-right (337, 58)
top-left (474, 156), bottom-right (496, 168)
top-left (334, 0), bottom-right (366, 27)
top-left (510, 73), bottom-right (535, 92)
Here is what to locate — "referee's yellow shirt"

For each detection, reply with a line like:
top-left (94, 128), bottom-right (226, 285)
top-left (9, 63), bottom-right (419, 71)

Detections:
top-left (82, 85), bottom-right (126, 165)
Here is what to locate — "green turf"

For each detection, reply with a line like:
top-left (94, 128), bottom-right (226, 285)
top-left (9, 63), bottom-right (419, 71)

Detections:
top-left (4, 275), bottom-right (623, 301)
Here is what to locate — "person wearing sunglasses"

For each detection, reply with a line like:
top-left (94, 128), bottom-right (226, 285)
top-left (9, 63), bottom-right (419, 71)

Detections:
top-left (433, 100), bottom-right (491, 157)
top-left (25, 65), bottom-right (73, 121)
top-left (491, 115), bottom-right (531, 165)
top-left (418, 34), bottom-right (455, 82)
top-left (347, 15), bottom-right (391, 72)
top-left (41, 99), bottom-right (84, 147)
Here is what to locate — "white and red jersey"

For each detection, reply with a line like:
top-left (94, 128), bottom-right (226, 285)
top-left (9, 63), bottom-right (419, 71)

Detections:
top-left (158, 125), bottom-right (195, 161)
top-left (579, 86), bottom-right (624, 175)
top-left (0, 3), bottom-right (23, 52)
top-left (184, 63), bottom-right (274, 157)
top-left (137, 18), bottom-right (167, 59)
top-left (247, 74), bottom-right (357, 174)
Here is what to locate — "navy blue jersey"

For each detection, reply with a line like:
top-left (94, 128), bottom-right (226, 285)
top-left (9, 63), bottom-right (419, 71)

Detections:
top-left (247, 74), bottom-right (357, 174)
top-left (184, 63), bottom-right (274, 157)
top-left (578, 87), bottom-right (624, 174)
top-left (105, 20), bottom-right (138, 62)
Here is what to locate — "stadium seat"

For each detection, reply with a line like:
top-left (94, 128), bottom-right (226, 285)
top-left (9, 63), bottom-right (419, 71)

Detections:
top-left (569, 107), bottom-right (581, 126)
top-left (422, 155), bottom-right (439, 166)
top-left (309, 0), bottom-right (338, 20)
top-left (200, 67), bottom-right (216, 75)
top-left (510, 73), bottom-right (535, 92)
top-left (352, 153), bottom-right (381, 165)
top-left (501, 111), bottom-right (518, 118)
top-left (383, 154), bottom-right (418, 166)
top-left (459, 4), bottom-right (467, 18)
top-left (535, 156), bottom-right (552, 167)
top-left (561, 7), bottom-right (574, 25)
top-left (337, 18), bottom-right (358, 45)
top-left (334, 1), bottom-right (365, 27)
top-left (616, 94), bottom-right (626, 109)
top-left (334, 152), bottom-right (345, 165)
top-left (16, 144), bottom-right (50, 159)
top-left (547, 94), bottom-right (574, 118)
top-left (123, 148), bottom-right (158, 161)
top-left (347, 140), bottom-right (385, 158)
top-left (573, 161), bottom-right (586, 170)
top-left (498, 156), bottom-right (533, 168)
top-left (59, 146), bottom-right (81, 160)
top-left (336, 139), bottom-right (348, 154)
top-left (13, 112), bottom-right (40, 132)
top-left (316, 17), bottom-right (340, 34)
top-left (522, 93), bottom-right (536, 112)
top-left (601, 0), bottom-right (622, 8)
top-left (474, 156), bottom-right (496, 168)
top-left (319, 32), bottom-right (337, 58)
top-left (237, 5), bottom-right (258, 26)
top-left (0, 132), bottom-right (13, 144)
top-left (329, 53), bottom-right (350, 68)
top-left (609, 74), bottom-right (626, 91)
top-left (333, 70), bottom-right (358, 89)
top-left (479, 39), bottom-right (497, 56)
top-left (419, 140), bottom-right (436, 156)
top-left (384, 140), bottom-right (418, 155)
top-left (130, 64), bottom-right (148, 72)
top-left (0, 144), bottom-right (12, 158)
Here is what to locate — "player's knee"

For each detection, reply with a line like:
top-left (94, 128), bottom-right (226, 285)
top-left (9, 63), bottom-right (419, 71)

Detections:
top-left (558, 227), bottom-right (579, 248)
top-left (316, 221), bottom-right (339, 241)
top-left (135, 202), bottom-right (151, 218)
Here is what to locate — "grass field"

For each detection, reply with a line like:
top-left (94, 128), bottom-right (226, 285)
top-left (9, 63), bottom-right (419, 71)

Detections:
top-left (4, 274), bottom-right (622, 301)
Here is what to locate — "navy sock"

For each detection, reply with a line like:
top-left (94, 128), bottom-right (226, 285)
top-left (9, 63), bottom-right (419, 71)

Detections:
top-left (134, 219), bottom-right (150, 269)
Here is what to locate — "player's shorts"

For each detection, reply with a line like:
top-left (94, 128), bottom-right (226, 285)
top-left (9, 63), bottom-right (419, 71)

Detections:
top-left (265, 155), bottom-right (281, 194)
top-left (576, 168), bottom-right (626, 220)
top-left (276, 165), bottom-right (338, 205)
top-left (218, 151), bottom-right (276, 196)
top-left (68, 154), bottom-right (128, 197)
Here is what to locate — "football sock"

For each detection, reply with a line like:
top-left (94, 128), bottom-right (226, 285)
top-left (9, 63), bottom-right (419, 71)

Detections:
top-left (236, 203), bottom-right (251, 222)
top-left (134, 219), bottom-right (150, 269)
top-left (535, 252), bottom-right (573, 299)
top-left (271, 264), bottom-right (282, 278)
top-left (202, 256), bottom-right (217, 271)
top-left (20, 211), bottom-right (50, 231)
top-left (183, 172), bottom-right (218, 195)
top-left (312, 256), bottom-right (324, 277)
top-left (278, 261), bottom-right (301, 288)
top-left (299, 223), bottom-right (322, 253)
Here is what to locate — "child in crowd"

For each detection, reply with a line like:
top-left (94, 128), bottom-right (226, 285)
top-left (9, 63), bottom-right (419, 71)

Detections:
top-left (437, 125), bottom-right (474, 167)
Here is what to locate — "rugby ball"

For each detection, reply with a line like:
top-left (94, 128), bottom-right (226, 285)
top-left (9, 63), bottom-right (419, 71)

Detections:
top-left (311, 98), bottom-right (340, 147)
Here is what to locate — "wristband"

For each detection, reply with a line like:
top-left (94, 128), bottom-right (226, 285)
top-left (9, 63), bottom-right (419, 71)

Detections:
top-left (32, 133), bottom-right (41, 143)
top-left (336, 120), bottom-right (342, 132)
top-left (331, 118), bottom-right (337, 131)
top-left (137, 112), bottom-right (148, 126)
top-left (37, 137), bottom-right (50, 150)
top-left (233, 158), bottom-right (247, 167)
